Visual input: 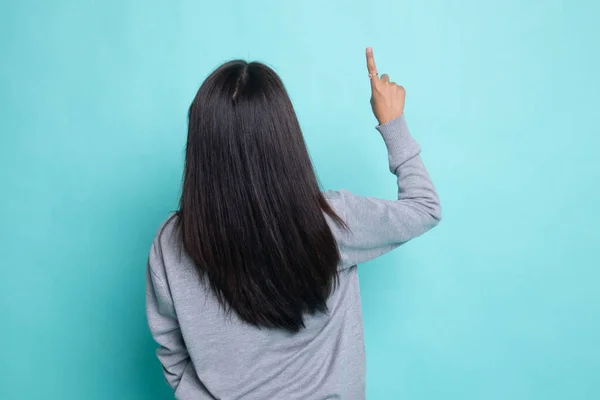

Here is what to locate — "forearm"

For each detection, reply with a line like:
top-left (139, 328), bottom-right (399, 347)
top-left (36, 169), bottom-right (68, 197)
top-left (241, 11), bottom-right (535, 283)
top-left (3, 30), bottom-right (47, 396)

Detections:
top-left (377, 115), bottom-right (441, 221)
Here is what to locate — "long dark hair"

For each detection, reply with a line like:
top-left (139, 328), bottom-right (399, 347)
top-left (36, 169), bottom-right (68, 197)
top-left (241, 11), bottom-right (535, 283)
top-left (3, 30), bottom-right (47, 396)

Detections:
top-left (178, 60), bottom-right (345, 332)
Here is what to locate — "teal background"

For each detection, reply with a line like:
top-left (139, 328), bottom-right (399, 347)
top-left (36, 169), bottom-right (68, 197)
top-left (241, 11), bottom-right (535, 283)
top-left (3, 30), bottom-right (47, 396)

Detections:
top-left (1, 0), bottom-right (599, 399)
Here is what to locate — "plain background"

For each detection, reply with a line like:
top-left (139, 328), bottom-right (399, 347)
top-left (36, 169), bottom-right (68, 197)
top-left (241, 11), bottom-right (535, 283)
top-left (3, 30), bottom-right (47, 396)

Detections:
top-left (1, 0), bottom-right (599, 399)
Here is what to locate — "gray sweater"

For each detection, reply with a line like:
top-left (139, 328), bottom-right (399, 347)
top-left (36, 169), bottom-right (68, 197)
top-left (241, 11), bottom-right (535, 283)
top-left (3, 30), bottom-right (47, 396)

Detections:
top-left (146, 115), bottom-right (441, 399)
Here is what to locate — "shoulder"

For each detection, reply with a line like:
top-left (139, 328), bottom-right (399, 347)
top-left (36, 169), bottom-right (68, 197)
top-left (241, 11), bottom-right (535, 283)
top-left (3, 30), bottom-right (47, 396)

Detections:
top-left (148, 214), bottom-right (182, 280)
top-left (323, 189), bottom-right (352, 208)
top-left (322, 189), bottom-right (354, 236)
top-left (323, 189), bottom-right (365, 218)
top-left (151, 213), bottom-right (181, 251)
top-left (157, 212), bottom-right (180, 240)
top-left (322, 190), bottom-right (348, 223)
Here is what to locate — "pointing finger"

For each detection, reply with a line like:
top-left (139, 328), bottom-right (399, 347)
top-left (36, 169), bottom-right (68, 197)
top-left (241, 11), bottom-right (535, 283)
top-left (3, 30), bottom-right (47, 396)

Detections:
top-left (366, 47), bottom-right (378, 80)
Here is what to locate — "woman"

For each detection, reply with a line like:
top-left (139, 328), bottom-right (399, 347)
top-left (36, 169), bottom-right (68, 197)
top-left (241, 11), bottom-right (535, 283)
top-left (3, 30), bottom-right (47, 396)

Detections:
top-left (146, 48), bottom-right (441, 399)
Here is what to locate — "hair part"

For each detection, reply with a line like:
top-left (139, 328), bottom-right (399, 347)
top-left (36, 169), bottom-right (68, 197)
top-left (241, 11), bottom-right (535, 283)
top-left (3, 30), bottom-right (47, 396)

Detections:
top-left (178, 60), bottom-right (345, 332)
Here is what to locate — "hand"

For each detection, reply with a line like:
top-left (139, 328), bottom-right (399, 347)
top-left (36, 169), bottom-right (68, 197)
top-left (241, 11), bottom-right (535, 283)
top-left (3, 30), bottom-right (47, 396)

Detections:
top-left (366, 47), bottom-right (406, 125)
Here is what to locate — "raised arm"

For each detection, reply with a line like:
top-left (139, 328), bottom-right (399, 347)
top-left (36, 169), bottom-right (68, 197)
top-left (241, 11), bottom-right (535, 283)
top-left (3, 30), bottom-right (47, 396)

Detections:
top-left (331, 48), bottom-right (441, 269)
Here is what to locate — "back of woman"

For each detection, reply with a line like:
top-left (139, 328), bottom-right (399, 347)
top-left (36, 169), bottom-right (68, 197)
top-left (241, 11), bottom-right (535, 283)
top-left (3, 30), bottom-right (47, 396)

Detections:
top-left (146, 48), bottom-right (441, 399)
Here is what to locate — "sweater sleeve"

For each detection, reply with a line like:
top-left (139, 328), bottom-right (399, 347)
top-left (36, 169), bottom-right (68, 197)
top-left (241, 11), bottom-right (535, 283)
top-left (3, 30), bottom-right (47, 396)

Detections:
top-left (331, 114), bottom-right (442, 269)
top-left (146, 232), bottom-right (221, 399)
top-left (146, 240), bottom-right (191, 392)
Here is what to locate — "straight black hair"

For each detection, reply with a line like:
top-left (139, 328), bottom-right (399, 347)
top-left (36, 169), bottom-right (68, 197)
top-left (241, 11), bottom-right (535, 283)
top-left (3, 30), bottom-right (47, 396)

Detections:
top-left (177, 60), bottom-right (345, 332)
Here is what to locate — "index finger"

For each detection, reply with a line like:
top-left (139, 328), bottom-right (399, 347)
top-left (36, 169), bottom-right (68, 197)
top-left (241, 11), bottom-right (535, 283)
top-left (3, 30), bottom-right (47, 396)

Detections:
top-left (366, 47), bottom-right (378, 77)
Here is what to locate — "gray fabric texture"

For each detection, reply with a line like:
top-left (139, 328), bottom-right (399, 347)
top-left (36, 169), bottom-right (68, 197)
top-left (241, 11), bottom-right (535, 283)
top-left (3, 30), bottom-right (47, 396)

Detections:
top-left (146, 115), bottom-right (441, 399)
